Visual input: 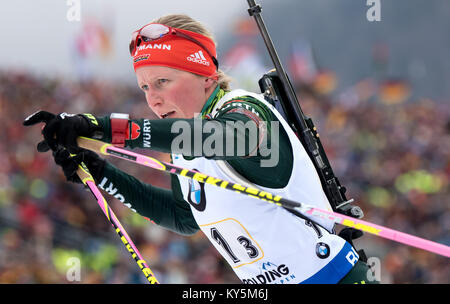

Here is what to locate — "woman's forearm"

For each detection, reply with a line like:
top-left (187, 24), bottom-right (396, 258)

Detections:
top-left (99, 161), bottom-right (199, 235)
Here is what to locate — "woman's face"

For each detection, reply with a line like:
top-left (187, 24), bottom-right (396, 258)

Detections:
top-left (135, 66), bottom-right (215, 119)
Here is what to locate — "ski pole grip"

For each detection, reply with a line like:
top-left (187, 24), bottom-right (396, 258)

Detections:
top-left (75, 161), bottom-right (95, 185)
top-left (77, 136), bottom-right (110, 156)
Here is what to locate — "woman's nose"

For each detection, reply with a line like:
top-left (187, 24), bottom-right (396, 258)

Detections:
top-left (145, 91), bottom-right (163, 108)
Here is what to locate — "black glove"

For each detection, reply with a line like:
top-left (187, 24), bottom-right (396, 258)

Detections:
top-left (23, 110), bottom-right (103, 153)
top-left (53, 147), bottom-right (106, 184)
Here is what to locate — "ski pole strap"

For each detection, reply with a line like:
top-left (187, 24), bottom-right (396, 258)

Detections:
top-left (76, 161), bottom-right (159, 284)
top-left (77, 136), bottom-right (450, 258)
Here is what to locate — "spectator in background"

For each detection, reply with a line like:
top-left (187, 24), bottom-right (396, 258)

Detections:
top-left (0, 59), bottom-right (448, 283)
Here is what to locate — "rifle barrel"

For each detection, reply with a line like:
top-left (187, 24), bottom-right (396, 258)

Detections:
top-left (246, 0), bottom-right (308, 131)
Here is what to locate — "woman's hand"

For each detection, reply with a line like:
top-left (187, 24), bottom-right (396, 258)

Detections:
top-left (23, 110), bottom-right (102, 153)
top-left (52, 147), bottom-right (106, 184)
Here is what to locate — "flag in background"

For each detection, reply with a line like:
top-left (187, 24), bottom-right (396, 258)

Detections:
top-left (71, 9), bottom-right (115, 81)
top-left (312, 69), bottom-right (337, 95)
top-left (288, 39), bottom-right (317, 84)
top-left (75, 16), bottom-right (113, 59)
top-left (222, 18), bottom-right (269, 92)
top-left (378, 79), bottom-right (411, 105)
top-left (372, 42), bottom-right (389, 78)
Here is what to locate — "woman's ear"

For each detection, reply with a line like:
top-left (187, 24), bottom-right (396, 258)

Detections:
top-left (204, 76), bottom-right (216, 91)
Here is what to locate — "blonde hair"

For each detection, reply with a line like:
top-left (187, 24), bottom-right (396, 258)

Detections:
top-left (151, 14), bottom-right (232, 91)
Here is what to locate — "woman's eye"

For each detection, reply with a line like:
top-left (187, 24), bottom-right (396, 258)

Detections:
top-left (141, 84), bottom-right (149, 91)
top-left (157, 79), bottom-right (168, 86)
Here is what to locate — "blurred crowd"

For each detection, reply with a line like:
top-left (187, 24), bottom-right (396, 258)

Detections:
top-left (0, 69), bottom-right (448, 284)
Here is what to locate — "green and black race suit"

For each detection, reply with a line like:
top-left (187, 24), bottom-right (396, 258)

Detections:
top-left (95, 86), bottom-right (293, 235)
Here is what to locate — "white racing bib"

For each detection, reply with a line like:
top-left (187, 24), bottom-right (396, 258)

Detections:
top-left (172, 89), bottom-right (357, 283)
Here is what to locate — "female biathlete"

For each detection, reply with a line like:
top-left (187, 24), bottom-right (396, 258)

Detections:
top-left (24, 14), bottom-right (377, 284)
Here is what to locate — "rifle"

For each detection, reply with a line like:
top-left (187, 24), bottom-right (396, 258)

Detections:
top-left (246, 0), bottom-right (364, 220)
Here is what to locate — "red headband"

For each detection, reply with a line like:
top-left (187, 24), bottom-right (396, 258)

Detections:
top-left (132, 26), bottom-right (217, 78)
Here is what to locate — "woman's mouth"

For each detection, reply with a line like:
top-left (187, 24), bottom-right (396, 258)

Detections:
top-left (160, 110), bottom-right (176, 119)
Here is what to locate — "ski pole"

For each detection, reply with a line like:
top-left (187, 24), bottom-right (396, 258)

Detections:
top-left (76, 160), bottom-right (159, 284)
top-left (77, 136), bottom-right (450, 258)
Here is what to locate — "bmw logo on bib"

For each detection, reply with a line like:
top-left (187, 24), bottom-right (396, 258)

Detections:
top-left (189, 180), bottom-right (201, 204)
top-left (316, 242), bottom-right (330, 259)
top-left (187, 170), bottom-right (207, 211)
